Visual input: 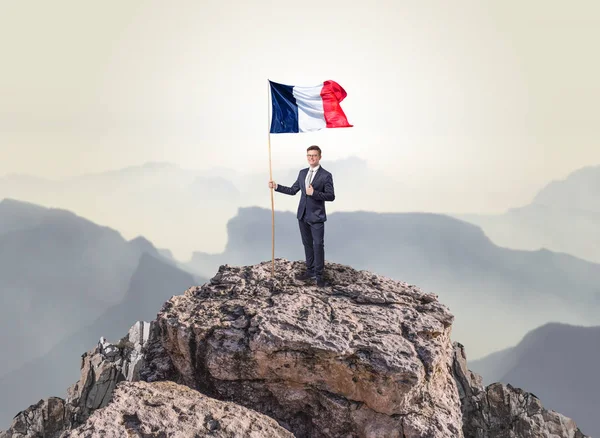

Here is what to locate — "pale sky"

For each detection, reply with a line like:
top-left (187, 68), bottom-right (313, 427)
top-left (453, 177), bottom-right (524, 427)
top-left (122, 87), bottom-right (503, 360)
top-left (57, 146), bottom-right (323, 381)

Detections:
top-left (1, 0), bottom-right (600, 213)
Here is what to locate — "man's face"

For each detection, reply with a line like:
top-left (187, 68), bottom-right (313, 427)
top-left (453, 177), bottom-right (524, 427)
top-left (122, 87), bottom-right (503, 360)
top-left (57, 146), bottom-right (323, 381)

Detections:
top-left (307, 150), bottom-right (321, 167)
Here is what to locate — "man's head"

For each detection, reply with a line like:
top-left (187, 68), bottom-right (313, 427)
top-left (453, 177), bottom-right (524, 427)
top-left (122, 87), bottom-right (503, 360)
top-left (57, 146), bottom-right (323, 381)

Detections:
top-left (306, 145), bottom-right (321, 167)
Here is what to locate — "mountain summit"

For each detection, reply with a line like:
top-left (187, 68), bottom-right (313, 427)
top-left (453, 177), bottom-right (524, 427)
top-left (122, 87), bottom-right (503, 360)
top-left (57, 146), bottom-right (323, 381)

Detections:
top-left (0, 260), bottom-right (588, 437)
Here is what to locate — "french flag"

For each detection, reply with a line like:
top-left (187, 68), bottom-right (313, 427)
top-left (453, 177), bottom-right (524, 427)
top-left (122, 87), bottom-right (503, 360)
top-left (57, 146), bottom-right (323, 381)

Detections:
top-left (269, 80), bottom-right (353, 133)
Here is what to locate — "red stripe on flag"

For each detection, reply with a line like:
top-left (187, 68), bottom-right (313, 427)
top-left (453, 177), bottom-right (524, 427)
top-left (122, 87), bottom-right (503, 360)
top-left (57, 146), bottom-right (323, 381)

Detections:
top-left (320, 80), bottom-right (353, 128)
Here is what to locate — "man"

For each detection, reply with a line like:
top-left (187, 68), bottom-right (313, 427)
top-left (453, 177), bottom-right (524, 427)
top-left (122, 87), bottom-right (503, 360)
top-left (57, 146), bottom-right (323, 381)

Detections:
top-left (268, 145), bottom-right (335, 287)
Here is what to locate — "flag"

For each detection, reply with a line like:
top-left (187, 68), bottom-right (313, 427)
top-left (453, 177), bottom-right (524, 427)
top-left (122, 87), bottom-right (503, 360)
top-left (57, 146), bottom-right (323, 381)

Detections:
top-left (269, 80), bottom-right (353, 133)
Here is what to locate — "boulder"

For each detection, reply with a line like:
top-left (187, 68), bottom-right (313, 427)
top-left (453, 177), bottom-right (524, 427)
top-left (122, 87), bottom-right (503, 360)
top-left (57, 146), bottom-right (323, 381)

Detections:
top-left (145, 259), bottom-right (463, 437)
top-left (1, 259), bottom-right (589, 438)
top-left (63, 380), bottom-right (294, 437)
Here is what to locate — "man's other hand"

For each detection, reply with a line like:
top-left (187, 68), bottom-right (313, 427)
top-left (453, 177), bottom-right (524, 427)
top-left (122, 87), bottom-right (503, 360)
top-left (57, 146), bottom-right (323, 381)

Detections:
top-left (268, 180), bottom-right (276, 189)
top-left (307, 184), bottom-right (314, 196)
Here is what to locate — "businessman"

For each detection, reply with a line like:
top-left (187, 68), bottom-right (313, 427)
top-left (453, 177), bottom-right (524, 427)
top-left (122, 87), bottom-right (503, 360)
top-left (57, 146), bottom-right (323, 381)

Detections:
top-left (268, 145), bottom-right (335, 287)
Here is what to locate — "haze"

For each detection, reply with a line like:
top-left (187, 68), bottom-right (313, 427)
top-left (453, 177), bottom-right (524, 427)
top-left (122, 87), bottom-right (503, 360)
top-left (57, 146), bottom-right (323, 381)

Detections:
top-left (2, 0), bottom-right (600, 216)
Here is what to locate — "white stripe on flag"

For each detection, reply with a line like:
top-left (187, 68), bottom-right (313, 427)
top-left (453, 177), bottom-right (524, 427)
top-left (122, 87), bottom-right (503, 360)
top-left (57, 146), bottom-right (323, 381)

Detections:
top-left (293, 84), bottom-right (326, 132)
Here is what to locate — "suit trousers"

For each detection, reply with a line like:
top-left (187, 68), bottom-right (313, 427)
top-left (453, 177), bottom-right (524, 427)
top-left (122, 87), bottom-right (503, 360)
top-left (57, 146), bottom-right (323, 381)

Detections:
top-left (298, 219), bottom-right (325, 278)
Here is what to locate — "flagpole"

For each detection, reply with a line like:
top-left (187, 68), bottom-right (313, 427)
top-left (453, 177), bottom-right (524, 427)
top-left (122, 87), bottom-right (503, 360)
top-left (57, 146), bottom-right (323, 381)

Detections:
top-left (267, 80), bottom-right (275, 278)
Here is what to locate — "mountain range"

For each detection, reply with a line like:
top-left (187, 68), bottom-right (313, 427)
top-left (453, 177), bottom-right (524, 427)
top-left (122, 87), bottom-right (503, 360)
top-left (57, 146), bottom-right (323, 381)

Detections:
top-left (0, 199), bottom-right (204, 428)
top-left (469, 323), bottom-right (600, 437)
top-left (0, 158), bottom-right (402, 259)
top-left (185, 207), bottom-right (600, 360)
top-left (455, 164), bottom-right (600, 263)
top-left (3, 159), bottom-right (599, 266)
top-left (2, 161), bottom-right (600, 432)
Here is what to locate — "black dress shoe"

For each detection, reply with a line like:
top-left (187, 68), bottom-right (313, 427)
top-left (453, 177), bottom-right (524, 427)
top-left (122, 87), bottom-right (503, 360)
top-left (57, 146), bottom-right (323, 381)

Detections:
top-left (316, 277), bottom-right (327, 287)
top-left (297, 271), bottom-right (316, 281)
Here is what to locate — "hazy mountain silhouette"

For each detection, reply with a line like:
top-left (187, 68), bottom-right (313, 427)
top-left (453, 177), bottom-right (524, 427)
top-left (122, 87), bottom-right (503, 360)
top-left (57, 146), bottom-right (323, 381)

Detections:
top-left (533, 165), bottom-right (600, 212)
top-left (0, 252), bottom-right (201, 430)
top-left (464, 346), bottom-right (518, 386)
top-left (3, 161), bottom-right (598, 262)
top-left (0, 199), bottom-right (140, 376)
top-left (469, 323), bottom-right (600, 437)
top-left (0, 158), bottom-right (402, 259)
top-left (0, 162), bottom-right (242, 259)
top-left (0, 198), bottom-right (48, 233)
top-left (456, 164), bottom-right (600, 263)
top-left (0, 199), bottom-right (199, 378)
top-left (186, 207), bottom-right (600, 360)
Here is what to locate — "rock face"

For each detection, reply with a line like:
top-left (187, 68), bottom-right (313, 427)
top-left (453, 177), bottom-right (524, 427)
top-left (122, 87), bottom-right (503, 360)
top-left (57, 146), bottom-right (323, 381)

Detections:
top-left (66, 321), bottom-right (151, 421)
top-left (0, 398), bottom-right (67, 438)
top-left (453, 343), bottom-right (586, 438)
top-left (0, 321), bottom-right (151, 438)
top-left (0, 259), bottom-right (589, 437)
top-left (64, 381), bottom-right (294, 437)
top-left (146, 259), bottom-right (462, 438)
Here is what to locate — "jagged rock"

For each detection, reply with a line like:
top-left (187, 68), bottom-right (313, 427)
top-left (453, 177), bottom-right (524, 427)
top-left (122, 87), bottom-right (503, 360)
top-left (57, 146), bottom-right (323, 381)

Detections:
top-left (65, 320), bottom-right (151, 423)
top-left (0, 398), bottom-right (66, 438)
top-left (63, 380), bottom-right (294, 437)
top-left (0, 321), bottom-right (151, 438)
top-left (453, 342), bottom-right (587, 438)
top-left (146, 259), bottom-right (463, 437)
top-left (1, 259), bottom-right (589, 438)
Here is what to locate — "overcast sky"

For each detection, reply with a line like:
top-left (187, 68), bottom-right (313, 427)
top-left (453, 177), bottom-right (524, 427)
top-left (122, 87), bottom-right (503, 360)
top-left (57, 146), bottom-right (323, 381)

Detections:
top-left (1, 0), bottom-right (599, 213)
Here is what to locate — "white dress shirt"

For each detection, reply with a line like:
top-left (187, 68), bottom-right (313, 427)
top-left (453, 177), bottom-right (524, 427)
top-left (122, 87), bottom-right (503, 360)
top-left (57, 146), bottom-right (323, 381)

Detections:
top-left (275, 164), bottom-right (320, 191)
top-left (305, 164), bottom-right (320, 190)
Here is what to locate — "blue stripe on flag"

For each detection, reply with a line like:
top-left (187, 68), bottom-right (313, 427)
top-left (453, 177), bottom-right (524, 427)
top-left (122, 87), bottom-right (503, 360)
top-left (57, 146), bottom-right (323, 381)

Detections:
top-left (269, 81), bottom-right (299, 133)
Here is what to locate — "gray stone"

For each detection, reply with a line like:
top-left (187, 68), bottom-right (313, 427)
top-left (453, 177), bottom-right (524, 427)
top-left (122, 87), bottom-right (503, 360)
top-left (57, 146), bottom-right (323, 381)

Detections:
top-left (147, 260), bottom-right (464, 437)
top-left (0, 260), bottom-right (589, 438)
top-left (61, 381), bottom-right (293, 437)
top-left (453, 342), bottom-right (587, 438)
top-left (0, 319), bottom-right (153, 438)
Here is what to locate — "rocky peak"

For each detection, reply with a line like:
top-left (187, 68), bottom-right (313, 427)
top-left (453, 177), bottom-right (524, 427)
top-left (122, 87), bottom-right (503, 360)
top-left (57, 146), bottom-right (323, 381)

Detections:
top-left (452, 343), bottom-right (587, 438)
top-left (144, 259), bottom-right (461, 437)
top-left (0, 260), bottom-right (589, 437)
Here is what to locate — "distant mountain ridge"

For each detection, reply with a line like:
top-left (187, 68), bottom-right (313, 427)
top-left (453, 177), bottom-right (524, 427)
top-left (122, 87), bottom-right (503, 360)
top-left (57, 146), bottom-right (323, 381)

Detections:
top-left (186, 207), bottom-right (600, 360)
top-left (0, 198), bottom-right (48, 234)
top-left (0, 199), bottom-right (139, 374)
top-left (532, 164), bottom-right (600, 212)
top-left (0, 252), bottom-right (199, 429)
top-left (3, 161), bottom-right (599, 262)
top-left (0, 157), bottom-right (404, 259)
top-left (0, 162), bottom-right (243, 259)
top-left (470, 323), bottom-right (600, 437)
top-left (0, 199), bottom-right (204, 428)
top-left (455, 164), bottom-right (600, 263)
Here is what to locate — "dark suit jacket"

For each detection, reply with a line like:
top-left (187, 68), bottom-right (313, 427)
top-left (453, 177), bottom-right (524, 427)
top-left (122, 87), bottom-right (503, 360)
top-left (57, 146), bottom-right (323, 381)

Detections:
top-left (275, 167), bottom-right (335, 223)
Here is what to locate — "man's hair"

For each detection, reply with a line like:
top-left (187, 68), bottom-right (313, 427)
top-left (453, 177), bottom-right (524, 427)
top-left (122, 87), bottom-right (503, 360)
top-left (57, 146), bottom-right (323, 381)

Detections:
top-left (307, 145), bottom-right (322, 156)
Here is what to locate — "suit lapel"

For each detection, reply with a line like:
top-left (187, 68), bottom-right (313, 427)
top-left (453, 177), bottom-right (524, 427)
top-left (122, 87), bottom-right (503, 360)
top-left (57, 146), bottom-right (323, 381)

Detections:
top-left (302, 166), bottom-right (325, 193)
top-left (301, 168), bottom-right (308, 193)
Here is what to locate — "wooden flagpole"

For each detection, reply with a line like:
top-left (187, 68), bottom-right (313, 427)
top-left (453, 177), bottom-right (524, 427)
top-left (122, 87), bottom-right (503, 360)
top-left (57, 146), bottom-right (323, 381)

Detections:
top-left (268, 80), bottom-right (275, 278)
